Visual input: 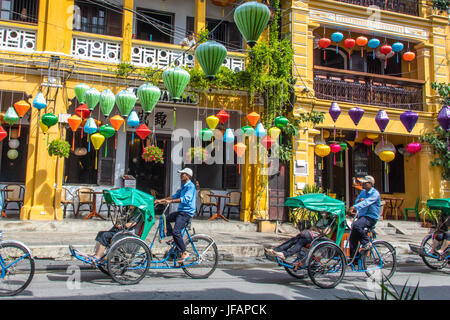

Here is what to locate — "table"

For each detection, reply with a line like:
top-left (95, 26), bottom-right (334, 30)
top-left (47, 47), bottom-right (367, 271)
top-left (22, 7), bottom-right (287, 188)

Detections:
top-left (381, 196), bottom-right (405, 220)
top-left (83, 191), bottom-right (106, 220)
top-left (208, 194), bottom-right (230, 222)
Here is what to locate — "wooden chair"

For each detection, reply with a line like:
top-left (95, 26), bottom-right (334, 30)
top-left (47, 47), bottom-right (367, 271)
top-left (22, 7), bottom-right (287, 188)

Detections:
top-left (61, 187), bottom-right (75, 218)
top-left (75, 188), bottom-right (94, 218)
top-left (404, 197), bottom-right (420, 222)
top-left (197, 189), bottom-right (217, 217)
top-left (224, 191), bottom-right (241, 219)
top-left (98, 188), bottom-right (119, 218)
top-left (2, 185), bottom-right (24, 215)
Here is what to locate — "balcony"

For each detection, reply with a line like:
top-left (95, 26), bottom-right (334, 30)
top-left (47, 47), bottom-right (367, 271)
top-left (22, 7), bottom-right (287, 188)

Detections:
top-left (334, 0), bottom-right (419, 16)
top-left (0, 0), bottom-right (39, 24)
top-left (0, 24), bottom-right (36, 52)
top-left (314, 66), bottom-right (424, 111)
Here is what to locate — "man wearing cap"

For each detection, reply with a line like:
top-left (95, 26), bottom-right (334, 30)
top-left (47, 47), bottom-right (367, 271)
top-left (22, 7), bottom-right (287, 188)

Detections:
top-left (155, 168), bottom-right (196, 263)
top-left (349, 175), bottom-right (381, 260)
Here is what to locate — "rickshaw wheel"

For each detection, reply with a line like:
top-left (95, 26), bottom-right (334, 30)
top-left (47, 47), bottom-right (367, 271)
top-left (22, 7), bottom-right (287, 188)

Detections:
top-left (107, 237), bottom-right (150, 285)
top-left (421, 234), bottom-right (448, 270)
top-left (97, 264), bottom-right (109, 276)
top-left (284, 249), bottom-right (308, 279)
top-left (362, 240), bottom-right (397, 280)
top-left (182, 235), bottom-right (218, 279)
top-left (307, 242), bottom-right (346, 289)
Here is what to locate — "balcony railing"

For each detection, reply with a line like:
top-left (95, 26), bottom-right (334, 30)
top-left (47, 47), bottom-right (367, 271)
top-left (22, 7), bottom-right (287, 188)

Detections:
top-left (334, 0), bottom-right (419, 16)
top-left (72, 34), bottom-right (122, 63)
top-left (0, 0), bottom-right (39, 24)
top-left (0, 25), bottom-right (36, 52)
top-left (314, 66), bottom-right (424, 111)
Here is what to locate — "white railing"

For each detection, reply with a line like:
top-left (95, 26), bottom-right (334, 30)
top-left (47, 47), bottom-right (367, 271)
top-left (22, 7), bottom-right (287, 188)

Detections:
top-left (71, 36), bottom-right (121, 63)
top-left (0, 26), bottom-right (36, 52)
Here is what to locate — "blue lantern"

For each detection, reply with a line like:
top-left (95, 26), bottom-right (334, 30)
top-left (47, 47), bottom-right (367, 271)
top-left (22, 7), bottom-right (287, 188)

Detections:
top-left (368, 38), bottom-right (380, 60)
top-left (255, 123), bottom-right (266, 138)
top-left (127, 110), bottom-right (140, 144)
top-left (83, 117), bottom-right (98, 152)
top-left (331, 32), bottom-right (344, 54)
top-left (392, 42), bottom-right (404, 63)
top-left (224, 128), bottom-right (235, 161)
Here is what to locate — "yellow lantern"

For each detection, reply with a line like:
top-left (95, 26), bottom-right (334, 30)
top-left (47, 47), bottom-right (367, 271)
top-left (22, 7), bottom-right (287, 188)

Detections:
top-left (268, 127), bottom-right (281, 140)
top-left (206, 115), bottom-right (220, 130)
top-left (366, 133), bottom-right (379, 140)
top-left (315, 144), bottom-right (331, 170)
top-left (91, 133), bottom-right (105, 170)
top-left (322, 130), bottom-right (330, 139)
top-left (39, 119), bottom-right (49, 134)
top-left (379, 150), bottom-right (395, 162)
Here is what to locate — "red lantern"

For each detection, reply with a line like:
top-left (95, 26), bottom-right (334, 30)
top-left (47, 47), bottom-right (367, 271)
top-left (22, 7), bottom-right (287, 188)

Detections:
top-left (216, 109), bottom-right (230, 125)
top-left (363, 137), bottom-right (373, 156)
top-left (380, 45), bottom-right (392, 55)
top-left (75, 103), bottom-right (91, 139)
top-left (330, 143), bottom-right (341, 165)
top-left (261, 136), bottom-right (275, 150)
top-left (319, 38), bottom-right (331, 60)
top-left (0, 126), bottom-right (7, 142)
top-left (136, 123), bottom-right (152, 152)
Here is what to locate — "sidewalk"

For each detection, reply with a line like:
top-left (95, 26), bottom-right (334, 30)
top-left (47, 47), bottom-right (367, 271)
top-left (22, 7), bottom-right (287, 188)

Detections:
top-left (0, 216), bottom-right (430, 270)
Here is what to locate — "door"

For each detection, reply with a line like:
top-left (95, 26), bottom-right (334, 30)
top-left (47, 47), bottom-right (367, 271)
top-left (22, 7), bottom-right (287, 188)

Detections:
top-left (268, 163), bottom-right (289, 221)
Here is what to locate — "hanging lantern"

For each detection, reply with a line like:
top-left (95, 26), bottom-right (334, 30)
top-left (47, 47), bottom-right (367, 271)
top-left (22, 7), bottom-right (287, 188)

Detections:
top-left (110, 115), bottom-right (124, 150)
top-left (406, 142), bottom-right (421, 155)
top-left (91, 133), bottom-right (105, 170)
top-left (13, 100), bottom-right (30, 137)
top-left (403, 51), bottom-right (415, 72)
top-left (136, 123), bottom-right (152, 153)
top-left (75, 103), bottom-right (90, 120)
top-left (366, 133), bottom-right (379, 141)
top-left (224, 128), bottom-right (234, 161)
top-left (201, 128), bottom-right (214, 141)
top-left (84, 87), bottom-right (100, 111)
top-left (438, 105), bottom-right (450, 151)
top-left (233, 1), bottom-right (271, 48)
top-left (7, 149), bottom-right (18, 160)
top-left (315, 144), bottom-right (330, 170)
top-left (99, 89), bottom-right (116, 118)
top-left (348, 107), bottom-right (364, 138)
top-left (4, 107), bottom-right (19, 139)
top-left (234, 142), bottom-right (247, 173)
top-left (99, 124), bottom-right (116, 157)
top-left (195, 40), bottom-right (228, 80)
top-left (211, 0), bottom-right (237, 17)
top-left (379, 150), bottom-right (395, 162)
top-left (331, 32), bottom-right (344, 53)
top-left (0, 126), bottom-right (7, 142)
top-left (322, 130), bottom-right (330, 139)
top-left (137, 83), bottom-right (161, 113)
top-left (400, 110), bottom-right (419, 133)
top-left (33, 92), bottom-right (47, 128)
top-left (344, 38), bottom-right (356, 52)
top-left (127, 110), bottom-right (140, 144)
top-left (84, 117), bottom-right (98, 152)
top-left (247, 112), bottom-right (260, 127)
top-left (261, 135), bottom-right (275, 150)
top-left (379, 44), bottom-right (393, 68)
top-left (339, 141), bottom-right (347, 162)
top-left (39, 119), bottom-right (49, 134)
top-left (330, 143), bottom-right (341, 165)
top-left (368, 38), bottom-right (380, 60)
top-left (268, 127), bottom-right (281, 140)
top-left (41, 113), bottom-right (58, 129)
top-left (255, 123), bottom-right (266, 138)
top-left (216, 110), bottom-right (230, 125)
top-left (375, 110), bottom-right (390, 134)
top-left (392, 42), bottom-right (404, 63)
top-left (356, 36), bottom-right (368, 57)
top-left (67, 115), bottom-right (82, 151)
top-left (162, 67), bottom-right (190, 101)
top-left (318, 37), bottom-right (331, 60)
top-left (74, 83), bottom-right (90, 104)
top-left (242, 125), bottom-right (255, 136)
top-left (206, 115), bottom-right (220, 130)
top-left (374, 141), bottom-right (396, 156)
top-left (363, 137), bottom-right (373, 156)
top-left (274, 116), bottom-right (289, 128)
top-left (116, 89), bottom-right (137, 118)
top-left (329, 101), bottom-right (341, 138)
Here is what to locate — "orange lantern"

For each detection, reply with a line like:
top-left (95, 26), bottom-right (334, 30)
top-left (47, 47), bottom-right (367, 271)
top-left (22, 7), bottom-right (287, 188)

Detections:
top-left (110, 115), bottom-right (125, 150)
top-left (13, 100), bottom-right (30, 137)
top-left (234, 142), bottom-right (247, 174)
top-left (67, 115), bottom-right (82, 151)
top-left (356, 36), bottom-right (368, 57)
top-left (403, 51), bottom-right (415, 72)
top-left (247, 112), bottom-right (260, 127)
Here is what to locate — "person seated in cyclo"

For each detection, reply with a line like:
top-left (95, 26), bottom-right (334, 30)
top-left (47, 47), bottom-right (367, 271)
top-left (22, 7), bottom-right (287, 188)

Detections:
top-left (431, 213), bottom-right (450, 260)
top-left (348, 175), bottom-right (380, 260)
top-left (265, 211), bottom-right (336, 265)
top-left (77, 206), bottom-right (143, 265)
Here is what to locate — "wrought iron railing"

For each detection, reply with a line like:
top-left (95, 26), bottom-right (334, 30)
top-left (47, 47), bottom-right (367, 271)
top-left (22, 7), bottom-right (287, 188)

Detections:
top-left (313, 66), bottom-right (424, 111)
top-left (0, 0), bottom-right (39, 24)
top-left (334, 0), bottom-right (419, 16)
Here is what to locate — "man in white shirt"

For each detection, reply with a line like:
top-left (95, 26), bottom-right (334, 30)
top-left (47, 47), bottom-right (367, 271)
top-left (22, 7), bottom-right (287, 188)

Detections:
top-left (180, 32), bottom-right (196, 48)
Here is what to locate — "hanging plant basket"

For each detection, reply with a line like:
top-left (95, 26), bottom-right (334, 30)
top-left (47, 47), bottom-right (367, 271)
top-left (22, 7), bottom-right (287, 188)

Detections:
top-left (187, 146), bottom-right (208, 163)
top-left (142, 145), bottom-right (164, 163)
top-left (48, 139), bottom-right (70, 158)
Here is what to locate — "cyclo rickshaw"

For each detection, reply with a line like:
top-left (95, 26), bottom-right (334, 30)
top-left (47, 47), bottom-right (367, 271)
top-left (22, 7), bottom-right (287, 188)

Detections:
top-left (265, 193), bottom-right (397, 289)
top-left (69, 188), bottom-right (218, 285)
top-left (409, 198), bottom-right (450, 270)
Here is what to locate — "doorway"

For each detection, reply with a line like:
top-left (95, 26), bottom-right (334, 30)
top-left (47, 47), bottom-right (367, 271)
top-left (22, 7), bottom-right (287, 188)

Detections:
top-left (268, 162), bottom-right (290, 221)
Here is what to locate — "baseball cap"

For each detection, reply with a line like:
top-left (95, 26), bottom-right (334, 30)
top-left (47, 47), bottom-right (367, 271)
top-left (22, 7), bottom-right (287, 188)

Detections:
top-left (358, 175), bottom-right (375, 184)
top-left (178, 168), bottom-right (193, 177)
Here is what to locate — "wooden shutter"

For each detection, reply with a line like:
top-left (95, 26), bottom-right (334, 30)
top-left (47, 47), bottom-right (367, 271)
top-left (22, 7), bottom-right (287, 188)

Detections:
top-left (97, 136), bottom-right (116, 186)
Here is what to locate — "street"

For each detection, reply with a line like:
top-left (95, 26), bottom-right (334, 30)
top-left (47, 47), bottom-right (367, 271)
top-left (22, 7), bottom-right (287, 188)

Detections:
top-left (3, 261), bottom-right (449, 300)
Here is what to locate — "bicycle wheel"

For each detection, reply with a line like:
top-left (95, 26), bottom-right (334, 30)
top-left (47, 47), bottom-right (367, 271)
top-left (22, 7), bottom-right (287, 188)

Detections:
top-left (362, 240), bottom-right (397, 280)
top-left (182, 235), bottom-right (218, 279)
top-left (284, 249), bottom-right (308, 280)
top-left (421, 234), bottom-right (448, 270)
top-left (307, 242), bottom-right (346, 289)
top-left (107, 237), bottom-right (150, 285)
top-left (0, 241), bottom-right (35, 296)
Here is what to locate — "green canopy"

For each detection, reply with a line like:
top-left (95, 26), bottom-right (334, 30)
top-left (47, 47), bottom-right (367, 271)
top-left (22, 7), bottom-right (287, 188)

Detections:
top-left (426, 198), bottom-right (450, 215)
top-left (103, 187), bottom-right (155, 240)
top-left (284, 193), bottom-right (347, 246)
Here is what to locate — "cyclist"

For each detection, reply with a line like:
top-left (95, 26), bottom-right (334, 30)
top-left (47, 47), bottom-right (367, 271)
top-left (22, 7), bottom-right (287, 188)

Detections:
top-left (349, 175), bottom-right (381, 261)
top-left (431, 213), bottom-right (450, 260)
top-left (155, 168), bottom-right (196, 263)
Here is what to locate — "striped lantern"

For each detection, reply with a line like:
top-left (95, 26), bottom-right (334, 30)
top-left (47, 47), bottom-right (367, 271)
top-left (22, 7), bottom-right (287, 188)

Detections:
top-left (233, 1), bottom-right (271, 48)
top-left (195, 40), bottom-right (228, 81)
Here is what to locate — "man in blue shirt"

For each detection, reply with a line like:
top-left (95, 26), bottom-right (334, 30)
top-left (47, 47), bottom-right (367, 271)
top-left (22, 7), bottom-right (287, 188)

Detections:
top-left (349, 175), bottom-right (381, 260)
top-left (155, 168), bottom-right (196, 263)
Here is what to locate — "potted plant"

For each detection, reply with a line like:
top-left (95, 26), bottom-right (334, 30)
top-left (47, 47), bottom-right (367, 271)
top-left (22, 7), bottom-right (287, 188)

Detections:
top-left (186, 146), bottom-right (208, 163)
top-left (419, 205), bottom-right (440, 228)
top-left (142, 145), bottom-right (164, 163)
top-left (289, 184), bottom-right (323, 230)
top-left (48, 139), bottom-right (70, 158)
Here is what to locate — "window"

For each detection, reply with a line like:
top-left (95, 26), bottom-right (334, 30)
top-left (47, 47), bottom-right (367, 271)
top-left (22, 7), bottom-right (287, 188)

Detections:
top-left (0, 0), bottom-right (39, 23)
top-left (314, 48), bottom-right (348, 69)
top-left (74, 0), bottom-right (122, 37)
top-left (136, 8), bottom-right (174, 43)
top-left (0, 90), bottom-right (29, 183)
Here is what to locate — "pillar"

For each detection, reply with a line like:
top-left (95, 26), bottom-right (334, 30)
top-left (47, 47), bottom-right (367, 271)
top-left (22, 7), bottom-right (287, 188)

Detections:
top-left (122, 0), bottom-right (134, 62)
top-left (414, 43), bottom-right (435, 113)
top-left (417, 143), bottom-right (441, 202)
top-left (194, 0), bottom-right (206, 36)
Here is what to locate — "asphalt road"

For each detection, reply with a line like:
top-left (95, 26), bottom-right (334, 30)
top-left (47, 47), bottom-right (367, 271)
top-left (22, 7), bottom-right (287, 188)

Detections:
top-left (2, 262), bottom-right (449, 301)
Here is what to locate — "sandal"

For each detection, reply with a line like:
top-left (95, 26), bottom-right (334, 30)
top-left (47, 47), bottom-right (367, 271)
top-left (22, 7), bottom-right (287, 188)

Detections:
top-left (293, 261), bottom-right (303, 272)
top-left (264, 248), bottom-right (276, 256)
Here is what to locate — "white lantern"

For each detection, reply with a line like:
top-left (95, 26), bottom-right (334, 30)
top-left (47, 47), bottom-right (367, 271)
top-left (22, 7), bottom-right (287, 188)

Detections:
top-left (8, 139), bottom-right (20, 149)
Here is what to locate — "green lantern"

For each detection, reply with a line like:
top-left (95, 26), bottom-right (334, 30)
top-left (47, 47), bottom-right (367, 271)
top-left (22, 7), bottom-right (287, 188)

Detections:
top-left (137, 83), bottom-right (161, 113)
top-left (162, 67), bottom-right (190, 101)
top-left (74, 83), bottom-right (90, 104)
top-left (4, 107), bottom-right (19, 125)
top-left (99, 89), bottom-right (116, 118)
top-left (116, 89), bottom-right (137, 118)
top-left (85, 87), bottom-right (101, 111)
top-left (195, 40), bottom-right (228, 81)
top-left (339, 141), bottom-right (347, 162)
top-left (99, 124), bottom-right (116, 157)
top-left (242, 125), bottom-right (255, 136)
top-left (274, 116), bottom-right (289, 128)
top-left (201, 128), bottom-right (213, 141)
top-left (233, 1), bottom-right (271, 48)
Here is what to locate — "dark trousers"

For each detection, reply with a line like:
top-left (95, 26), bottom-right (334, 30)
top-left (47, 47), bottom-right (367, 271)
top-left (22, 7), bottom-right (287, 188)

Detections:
top-left (274, 231), bottom-right (313, 258)
top-left (349, 216), bottom-right (376, 258)
top-left (166, 211), bottom-right (191, 253)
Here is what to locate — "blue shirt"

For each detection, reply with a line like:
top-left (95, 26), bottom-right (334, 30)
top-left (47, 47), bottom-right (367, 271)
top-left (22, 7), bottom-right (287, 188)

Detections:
top-left (353, 187), bottom-right (381, 221)
top-left (172, 180), bottom-right (196, 217)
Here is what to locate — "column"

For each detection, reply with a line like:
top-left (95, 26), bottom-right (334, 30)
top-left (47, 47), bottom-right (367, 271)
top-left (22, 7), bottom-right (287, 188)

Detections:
top-left (414, 43), bottom-right (435, 113)
top-left (122, 0), bottom-right (134, 63)
top-left (417, 143), bottom-right (441, 201)
top-left (194, 0), bottom-right (206, 36)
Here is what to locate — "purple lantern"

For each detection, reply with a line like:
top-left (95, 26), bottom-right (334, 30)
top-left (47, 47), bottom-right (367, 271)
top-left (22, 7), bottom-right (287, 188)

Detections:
top-left (376, 110), bottom-right (389, 145)
top-left (349, 107), bottom-right (364, 138)
top-left (400, 110), bottom-right (419, 133)
top-left (329, 102), bottom-right (341, 138)
top-left (437, 105), bottom-right (450, 150)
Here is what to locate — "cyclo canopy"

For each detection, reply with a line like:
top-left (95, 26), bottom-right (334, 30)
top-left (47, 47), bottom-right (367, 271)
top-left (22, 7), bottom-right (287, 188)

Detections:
top-left (102, 187), bottom-right (156, 240)
top-left (284, 193), bottom-right (347, 246)
top-left (426, 198), bottom-right (450, 216)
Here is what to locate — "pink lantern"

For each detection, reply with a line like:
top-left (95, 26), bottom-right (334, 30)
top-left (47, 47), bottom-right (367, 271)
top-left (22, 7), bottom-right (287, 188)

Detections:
top-left (406, 142), bottom-right (421, 155)
top-left (330, 143), bottom-right (341, 165)
top-left (363, 137), bottom-right (373, 156)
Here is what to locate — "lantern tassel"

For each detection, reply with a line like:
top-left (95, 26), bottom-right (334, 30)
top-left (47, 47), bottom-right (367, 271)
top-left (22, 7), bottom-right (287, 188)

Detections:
top-left (173, 108), bottom-right (176, 127)
top-left (334, 154), bottom-right (336, 166)
top-left (95, 150), bottom-right (98, 170)
top-left (18, 119), bottom-right (21, 137)
top-left (321, 157), bottom-right (324, 170)
top-left (361, 48), bottom-right (363, 58)
top-left (72, 134), bottom-right (75, 152)
top-left (132, 131), bottom-right (135, 145)
top-left (115, 134), bottom-right (117, 150)
top-left (105, 139), bottom-right (108, 158)
top-left (88, 134), bottom-right (91, 152)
